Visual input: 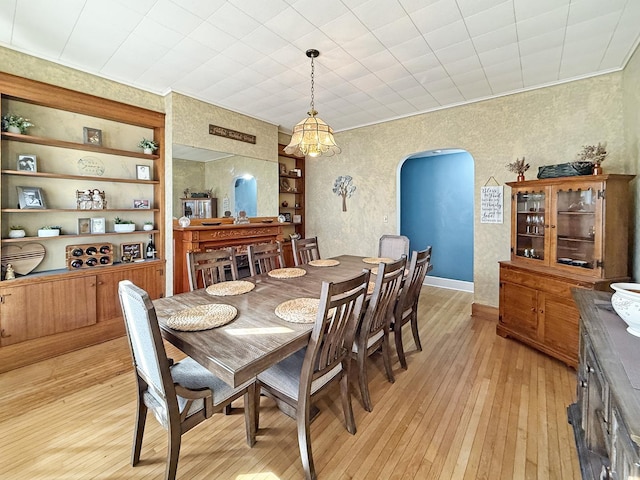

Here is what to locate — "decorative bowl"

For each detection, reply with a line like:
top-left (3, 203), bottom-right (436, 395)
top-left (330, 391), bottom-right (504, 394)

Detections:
top-left (610, 283), bottom-right (640, 337)
top-left (114, 223), bottom-right (136, 233)
top-left (38, 228), bottom-right (60, 237)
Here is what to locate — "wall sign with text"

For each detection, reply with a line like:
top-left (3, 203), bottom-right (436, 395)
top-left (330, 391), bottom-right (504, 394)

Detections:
top-left (480, 186), bottom-right (503, 224)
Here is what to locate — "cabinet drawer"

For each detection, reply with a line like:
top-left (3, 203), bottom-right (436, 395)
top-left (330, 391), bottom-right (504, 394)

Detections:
top-left (610, 406), bottom-right (640, 479)
top-left (500, 267), bottom-right (586, 296)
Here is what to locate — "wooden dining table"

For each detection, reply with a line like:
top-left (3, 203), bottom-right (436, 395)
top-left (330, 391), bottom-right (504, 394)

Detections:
top-left (154, 255), bottom-right (376, 387)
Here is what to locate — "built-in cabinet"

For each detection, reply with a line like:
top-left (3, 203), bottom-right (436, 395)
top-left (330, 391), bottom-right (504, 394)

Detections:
top-left (277, 144), bottom-right (305, 266)
top-left (498, 174), bottom-right (633, 367)
top-left (0, 72), bottom-right (166, 371)
top-left (569, 289), bottom-right (640, 480)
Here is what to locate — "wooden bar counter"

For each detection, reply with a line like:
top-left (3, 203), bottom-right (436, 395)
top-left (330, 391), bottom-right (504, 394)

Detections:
top-left (173, 218), bottom-right (284, 294)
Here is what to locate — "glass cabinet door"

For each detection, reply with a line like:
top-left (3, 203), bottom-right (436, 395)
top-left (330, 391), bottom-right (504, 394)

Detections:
top-left (515, 189), bottom-right (546, 261)
top-left (553, 185), bottom-right (598, 272)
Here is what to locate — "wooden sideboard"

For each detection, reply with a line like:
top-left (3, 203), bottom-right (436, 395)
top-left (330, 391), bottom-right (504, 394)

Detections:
top-left (173, 219), bottom-right (283, 294)
top-left (569, 289), bottom-right (640, 479)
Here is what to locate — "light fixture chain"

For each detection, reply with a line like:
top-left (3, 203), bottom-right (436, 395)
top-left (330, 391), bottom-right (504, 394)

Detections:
top-left (309, 54), bottom-right (315, 112)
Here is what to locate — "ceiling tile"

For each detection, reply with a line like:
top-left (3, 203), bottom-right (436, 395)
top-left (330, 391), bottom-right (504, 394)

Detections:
top-left (464, 2), bottom-right (515, 38)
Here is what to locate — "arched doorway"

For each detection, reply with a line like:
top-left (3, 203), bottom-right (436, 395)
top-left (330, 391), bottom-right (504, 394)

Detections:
top-left (399, 149), bottom-right (474, 292)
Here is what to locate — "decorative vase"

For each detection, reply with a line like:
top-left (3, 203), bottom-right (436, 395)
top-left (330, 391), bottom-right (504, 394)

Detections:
top-left (143, 147), bottom-right (153, 155)
top-left (7, 125), bottom-right (21, 134)
top-left (517, 173), bottom-right (525, 182)
top-left (143, 224), bottom-right (153, 231)
top-left (8, 229), bottom-right (26, 238)
top-left (593, 163), bottom-right (602, 175)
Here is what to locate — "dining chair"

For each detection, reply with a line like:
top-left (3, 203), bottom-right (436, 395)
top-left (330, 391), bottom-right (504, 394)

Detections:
top-left (352, 257), bottom-right (406, 411)
top-left (247, 241), bottom-right (285, 276)
top-left (292, 236), bottom-right (321, 266)
top-left (118, 280), bottom-right (257, 480)
top-left (392, 247), bottom-right (433, 369)
top-left (256, 270), bottom-right (370, 480)
top-left (186, 247), bottom-right (238, 291)
top-left (378, 234), bottom-right (410, 260)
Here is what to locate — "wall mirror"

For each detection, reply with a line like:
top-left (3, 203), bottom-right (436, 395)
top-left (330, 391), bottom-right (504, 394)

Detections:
top-left (172, 144), bottom-right (278, 219)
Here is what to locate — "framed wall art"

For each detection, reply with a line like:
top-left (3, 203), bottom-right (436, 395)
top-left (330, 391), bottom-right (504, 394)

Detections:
top-left (77, 218), bottom-right (91, 235)
top-left (133, 199), bottom-right (150, 209)
top-left (136, 165), bottom-right (151, 180)
top-left (17, 186), bottom-right (46, 209)
top-left (90, 217), bottom-right (106, 234)
top-left (121, 242), bottom-right (143, 261)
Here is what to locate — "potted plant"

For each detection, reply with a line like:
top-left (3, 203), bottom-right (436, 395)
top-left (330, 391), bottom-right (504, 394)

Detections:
top-left (576, 142), bottom-right (607, 175)
top-left (38, 225), bottom-right (61, 237)
top-left (137, 138), bottom-right (158, 155)
top-left (114, 217), bottom-right (136, 233)
top-left (8, 225), bottom-right (26, 238)
top-left (143, 221), bottom-right (154, 231)
top-left (1, 114), bottom-right (34, 134)
top-left (506, 156), bottom-right (530, 181)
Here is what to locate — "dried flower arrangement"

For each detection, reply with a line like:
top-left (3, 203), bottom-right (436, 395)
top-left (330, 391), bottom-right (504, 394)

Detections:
top-left (576, 143), bottom-right (608, 166)
top-left (506, 157), bottom-right (530, 176)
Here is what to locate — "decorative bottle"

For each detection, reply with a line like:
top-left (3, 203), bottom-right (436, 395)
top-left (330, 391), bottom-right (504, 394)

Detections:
top-left (146, 234), bottom-right (155, 259)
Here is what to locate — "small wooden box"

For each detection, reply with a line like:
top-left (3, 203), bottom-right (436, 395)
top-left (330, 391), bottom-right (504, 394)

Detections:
top-left (65, 242), bottom-right (114, 269)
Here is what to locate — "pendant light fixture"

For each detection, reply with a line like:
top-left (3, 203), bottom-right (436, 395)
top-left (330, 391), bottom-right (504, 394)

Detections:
top-left (284, 49), bottom-right (341, 158)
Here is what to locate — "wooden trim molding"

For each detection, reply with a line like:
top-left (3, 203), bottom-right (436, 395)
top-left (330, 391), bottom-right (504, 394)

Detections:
top-left (471, 302), bottom-right (498, 322)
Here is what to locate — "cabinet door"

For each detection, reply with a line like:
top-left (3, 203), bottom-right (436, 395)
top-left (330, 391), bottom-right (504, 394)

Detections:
top-left (538, 291), bottom-right (579, 359)
top-left (551, 182), bottom-right (603, 276)
top-left (511, 186), bottom-right (549, 263)
top-left (0, 277), bottom-right (97, 346)
top-left (96, 264), bottom-right (163, 322)
top-left (500, 281), bottom-right (539, 338)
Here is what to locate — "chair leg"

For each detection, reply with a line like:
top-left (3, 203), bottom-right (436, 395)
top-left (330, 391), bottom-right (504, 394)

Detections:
top-left (381, 335), bottom-right (395, 384)
top-left (356, 351), bottom-right (373, 412)
top-left (340, 372), bottom-right (357, 435)
top-left (131, 397), bottom-right (147, 466)
top-left (395, 325), bottom-right (408, 370)
top-left (165, 425), bottom-right (182, 480)
top-left (297, 396), bottom-right (316, 480)
top-left (410, 310), bottom-right (422, 352)
top-left (243, 384), bottom-right (257, 447)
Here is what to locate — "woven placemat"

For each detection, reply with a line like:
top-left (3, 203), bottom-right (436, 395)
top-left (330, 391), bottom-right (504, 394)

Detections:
top-left (167, 304), bottom-right (237, 331)
top-left (275, 298), bottom-right (320, 323)
top-left (268, 267), bottom-right (307, 279)
top-left (308, 259), bottom-right (340, 267)
top-left (362, 257), bottom-right (394, 265)
top-left (206, 280), bottom-right (255, 296)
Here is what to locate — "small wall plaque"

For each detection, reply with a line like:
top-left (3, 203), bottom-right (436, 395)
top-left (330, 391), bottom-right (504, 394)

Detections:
top-left (209, 124), bottom-right (256, 144)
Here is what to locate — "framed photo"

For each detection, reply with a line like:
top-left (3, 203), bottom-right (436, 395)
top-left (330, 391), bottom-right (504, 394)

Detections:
top-left (133, 199), bottom-right (150, 209)
top-left (121, 242), bottom-right (143, 260)
top-left (17, 186), bottom-right (46, 209)
top-left (136, 165), bottom-right (151, 180)
top-left (17, 154), bottom-right (37, 172)
top-left (77, 218), bottom-right (91, 235)
top-left (76, 189), bottom-right (106, 210)
top-left (279, 162), bottom-right (287, 175)
top-left (283, 212), bottom-right (292, 223)
top-left (293, 214), bottom-right (302, 224)
top-left (83, 127), bottom-right (102, 146)
top-left (90, 217), bottom-right (106, 234)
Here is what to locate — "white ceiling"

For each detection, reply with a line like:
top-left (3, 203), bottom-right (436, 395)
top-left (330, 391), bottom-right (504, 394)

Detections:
top-left (2, 0), bottom-right (639, 134)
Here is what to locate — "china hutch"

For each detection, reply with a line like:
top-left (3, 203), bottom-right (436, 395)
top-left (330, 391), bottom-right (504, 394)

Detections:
top-left (497, 174), bottom-right (633, 367)
top-left (0, 72), bottom-right (166, 372)
top-left (277, 143), bottom-right (305, 266)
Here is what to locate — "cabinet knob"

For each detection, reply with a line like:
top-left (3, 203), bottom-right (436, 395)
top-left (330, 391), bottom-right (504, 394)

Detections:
top-left (580, 380), bottom-right (588, 388)
top-left (531, 307), bottom-right (536, 312)
top-left (550, 224), bottom-right (556, 228)
top-left (587, 365), bottom-right (595, 373)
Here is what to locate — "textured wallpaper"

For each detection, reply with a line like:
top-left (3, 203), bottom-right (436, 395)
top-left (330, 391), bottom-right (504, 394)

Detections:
top-left (308, 73), bottom-right (629, 307)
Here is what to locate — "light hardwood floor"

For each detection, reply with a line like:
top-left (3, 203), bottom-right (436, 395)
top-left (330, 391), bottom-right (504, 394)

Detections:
top-left (0, 287), bottom-right (580, 479)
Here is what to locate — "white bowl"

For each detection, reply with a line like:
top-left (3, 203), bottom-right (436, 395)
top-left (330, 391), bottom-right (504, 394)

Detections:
top-left (114, 224), bottom-right (136, 233)
top-left (38, 228), bottom-right (60, 237)
top-left (610, 283), bottom-right (640, 337)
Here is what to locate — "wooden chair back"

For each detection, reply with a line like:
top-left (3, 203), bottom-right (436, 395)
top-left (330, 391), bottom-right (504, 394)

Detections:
top-left (292, 236), bottom-right (321, 266)
top-left (378, 234), bottom-right (410, 260)
top-left (247, 242), bottom-right (285, 276)
top-left (187, 247), bottom-right (238, 291)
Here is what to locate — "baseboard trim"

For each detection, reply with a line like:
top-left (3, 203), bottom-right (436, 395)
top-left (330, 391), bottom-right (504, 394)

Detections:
top-left (423, 276), bottom-right (474, 292)
top-left (471, 303), bottom-right (499, 321)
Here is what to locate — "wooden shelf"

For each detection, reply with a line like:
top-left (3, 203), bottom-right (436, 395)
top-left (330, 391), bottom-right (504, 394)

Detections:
top-left (1, 230), bottom-right (160, 243)
top-left (2, 208), bottom-right (160, 213)
top-left (1, 132), bottom-right (159, 159)
top-left (1, 169), bottom-right (159, 184)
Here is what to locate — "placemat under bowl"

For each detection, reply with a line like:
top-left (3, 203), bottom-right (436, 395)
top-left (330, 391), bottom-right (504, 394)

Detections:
top-left (308, 259), bottom-right (340, 267)
top-left (167, 304), bottom-right (237, 331)
top-left (362, 257), bottom-right (394, 265)
top-left (268, 267), bottom-right (307, 279)
top-left (275, 298), bottom-right (320, 324)
top-left (206, 280), bottom-right (255, 296)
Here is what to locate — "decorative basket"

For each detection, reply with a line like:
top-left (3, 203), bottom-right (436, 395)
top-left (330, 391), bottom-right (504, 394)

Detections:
top-left (537, 162), bottom-right (593, 179)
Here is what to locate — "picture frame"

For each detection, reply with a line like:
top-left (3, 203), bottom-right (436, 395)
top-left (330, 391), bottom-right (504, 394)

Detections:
top-left (133, 199), bottom-right (150, 209)
top-left (83, 127), bottom-right (102, 146)
top-left (76, 188), bottom-right (106, 210)
top-left (136, 164), bottom-right (151, 180)
top-left (90, 217), bottom-right (106, 234)
top-left (293, 214), bottom-right (302, 224)
top-left (280, 178), bottom-right (291, 192)
top-left (121, 242), bottom-right (143, 261)
top-left (77, 218), bottom-right (91, 235)
top-left (17, 154), bottom-right (37, 172)
top-left (16, 186), bottom-right (46, 209)
top-left (283, 212), bottom-right (292, 223)
top-left (279, 162), bottom-right (287, 175)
